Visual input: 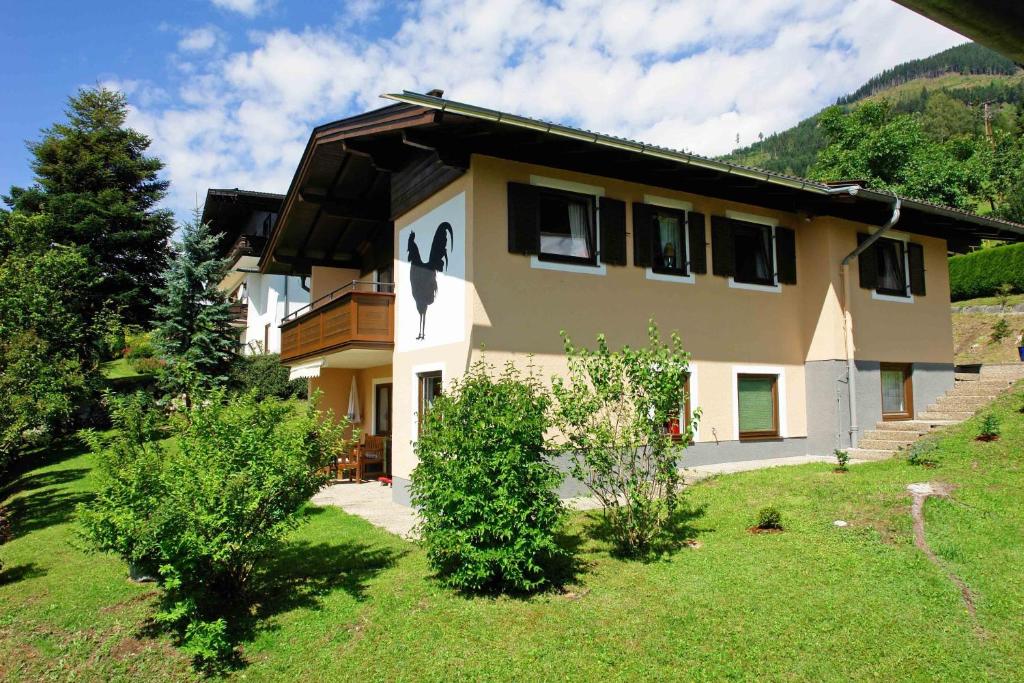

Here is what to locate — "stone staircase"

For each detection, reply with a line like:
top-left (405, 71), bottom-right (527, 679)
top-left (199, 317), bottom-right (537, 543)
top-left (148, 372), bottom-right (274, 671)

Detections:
top-left (847, 364), bottom-right (1024, 461)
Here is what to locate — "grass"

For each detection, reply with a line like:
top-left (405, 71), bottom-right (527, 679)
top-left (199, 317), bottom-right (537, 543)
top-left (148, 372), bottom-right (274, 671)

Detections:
top-left (952, 311), bottom-right (1024, 364)
top-left (3, 388), bottom-right (1024, 680)
top-left (952, 293), bottom-right (1024, 309)
top-left (101, 358), bottom-right (144, 380)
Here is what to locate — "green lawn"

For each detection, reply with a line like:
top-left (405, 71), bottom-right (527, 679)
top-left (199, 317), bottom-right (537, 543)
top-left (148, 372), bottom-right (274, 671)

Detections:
top-left (952, 293), bottom-right (1024, 309)
top-left (101, 358), bottom-right (144, 380)
top-left (3, 388), bottom-right (1024, 681)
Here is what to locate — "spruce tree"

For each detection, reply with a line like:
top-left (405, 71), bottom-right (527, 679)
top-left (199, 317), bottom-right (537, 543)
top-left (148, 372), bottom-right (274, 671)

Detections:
top-left (5, 87), bottom-right (174, 326)
top-left (154, 212), bottom-right (236, 390)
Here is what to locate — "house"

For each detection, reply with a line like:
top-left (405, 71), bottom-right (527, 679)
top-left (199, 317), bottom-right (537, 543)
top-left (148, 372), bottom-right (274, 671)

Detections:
top-left (253, 90), bottom-right (1024, 505)
top-left (201, 188), bottom-right (310, 354)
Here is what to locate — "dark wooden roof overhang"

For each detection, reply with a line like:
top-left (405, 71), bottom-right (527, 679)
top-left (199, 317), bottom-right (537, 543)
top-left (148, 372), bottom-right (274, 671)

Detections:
top-left (262, 93), bottom-right (1024, 273)
top-left (201, 188), bottom-right (284, 259)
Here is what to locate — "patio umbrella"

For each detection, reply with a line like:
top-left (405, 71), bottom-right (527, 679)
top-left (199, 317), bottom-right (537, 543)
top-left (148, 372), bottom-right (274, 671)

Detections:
top-left (347, 376), bottom-right (361, 424)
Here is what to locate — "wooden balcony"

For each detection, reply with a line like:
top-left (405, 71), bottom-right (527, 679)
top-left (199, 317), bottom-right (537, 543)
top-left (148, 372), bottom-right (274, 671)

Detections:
top-left (280, 281), bottom-right (394, 364)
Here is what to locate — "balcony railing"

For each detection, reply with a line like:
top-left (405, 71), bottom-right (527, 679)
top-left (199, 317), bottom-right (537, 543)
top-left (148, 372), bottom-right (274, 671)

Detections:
top-left (280, 280), bottom-right (395, 363)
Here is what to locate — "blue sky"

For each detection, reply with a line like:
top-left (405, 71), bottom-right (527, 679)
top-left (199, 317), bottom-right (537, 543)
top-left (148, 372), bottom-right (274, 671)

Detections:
top-left (2, 0), bottom-right (965, 219)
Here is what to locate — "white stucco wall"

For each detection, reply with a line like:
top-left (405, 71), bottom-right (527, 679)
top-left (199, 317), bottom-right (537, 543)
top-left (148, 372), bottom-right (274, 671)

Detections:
top-left (240, 274), bottom-right (310, 354)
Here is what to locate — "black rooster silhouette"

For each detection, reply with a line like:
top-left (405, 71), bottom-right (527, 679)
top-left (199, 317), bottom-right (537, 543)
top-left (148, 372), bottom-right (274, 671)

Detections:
top-left (407, 221), bottom-right (454, 340)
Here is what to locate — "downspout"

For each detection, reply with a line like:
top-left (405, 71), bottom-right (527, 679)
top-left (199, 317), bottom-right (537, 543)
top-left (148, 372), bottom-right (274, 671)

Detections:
top-left (837, 191), bottom-right (902, 448)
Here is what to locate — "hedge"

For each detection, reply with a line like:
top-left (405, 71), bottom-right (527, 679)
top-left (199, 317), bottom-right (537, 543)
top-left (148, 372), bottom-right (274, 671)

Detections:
top-left (948, 242), bottom-right (1024, 301)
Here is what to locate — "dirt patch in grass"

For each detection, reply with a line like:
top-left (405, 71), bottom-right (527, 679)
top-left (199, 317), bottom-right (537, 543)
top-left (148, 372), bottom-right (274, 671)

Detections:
top-left (952, 312), bottom-right (1023, 365)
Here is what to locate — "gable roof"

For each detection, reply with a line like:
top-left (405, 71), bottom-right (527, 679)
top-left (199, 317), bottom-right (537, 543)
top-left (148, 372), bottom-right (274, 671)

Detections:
top-left (260, 91), bottom-right (1024, 274)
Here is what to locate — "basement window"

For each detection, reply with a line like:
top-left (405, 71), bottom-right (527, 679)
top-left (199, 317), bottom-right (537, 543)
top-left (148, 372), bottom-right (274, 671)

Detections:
top-left (737, 374), bottom-right (779, 440)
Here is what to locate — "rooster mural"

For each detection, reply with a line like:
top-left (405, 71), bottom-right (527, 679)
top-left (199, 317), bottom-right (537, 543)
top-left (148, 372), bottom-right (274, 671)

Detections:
top-left (407, 221), bottom-right (454, 341)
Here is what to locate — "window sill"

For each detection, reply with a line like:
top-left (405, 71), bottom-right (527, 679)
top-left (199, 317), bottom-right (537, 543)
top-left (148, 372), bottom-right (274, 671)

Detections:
top-left (530, 255), bottom-right (606, 276)
top-left (728, 277), bottom-right (781, 293)
top-left (872, 290), bottom-right (915, 304)
top-left (646, 268), bottom-right (694, 284)
top-left (738, 434), bottom-right (782, 442)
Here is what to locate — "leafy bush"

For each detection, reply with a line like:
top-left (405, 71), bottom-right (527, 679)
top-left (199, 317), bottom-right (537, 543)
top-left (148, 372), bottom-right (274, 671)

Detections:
top-left (907, 440), bottom-right (940, 467)
top-left (79, 389), bottom-right (349, 667)
top-left (834, 449), bottom-right (850, 472)
top-left (754, 507), bottom-right (783, 530)
top-left (411, 358), bottom-right (565, 593)
top-left (228, 353), bottom-right (307, 401)
top-left (131, 356), bottom-right (166, 375)
top-left (123, 329), bottom-right (157, 363)
top-left (978, 413), bottom-right (1002, 440)
top-left (552, 320), bottom-right (696, 557)
top-left (0, 331), bottom-right (86, 470)
top-left (948, 242), bottom-right (1024, 301)
top-left (991, 317), bottom-right (1012, 343)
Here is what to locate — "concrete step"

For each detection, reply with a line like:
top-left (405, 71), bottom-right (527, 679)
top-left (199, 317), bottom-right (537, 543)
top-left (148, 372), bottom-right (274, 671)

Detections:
top-left (846, 448), bottom-right (896, 461)
top-left (947, 381), bottom-right (1011, 396)
top-left (930, 395), bottom-right (995, 410)
top-left (858, 439), bottom-right (914, 451)
top-left (955, 372), bottom-right (980, 382)
top-left (861, 429), bottom-right (923, 442)
top-left (917, 410), bottom-right (973, 421)
top-left (873, 419), bottom-right (957, 431)
top-left (979, 364), bottom-right (1024, 380)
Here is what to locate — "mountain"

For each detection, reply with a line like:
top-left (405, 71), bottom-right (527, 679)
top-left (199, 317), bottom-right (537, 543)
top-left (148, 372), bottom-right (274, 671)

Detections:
top-left (719, 43), bottom-right (1024, 178)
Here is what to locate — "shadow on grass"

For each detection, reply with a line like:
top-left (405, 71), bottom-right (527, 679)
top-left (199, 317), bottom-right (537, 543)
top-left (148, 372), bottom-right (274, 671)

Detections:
top-left (1, 439), bottom-right (93, 541)
top-left (0, 562), bottom-right (47, 585)
top-left (584, 502), bottom-right (711, 561)
top-left (141, 533), bottom-right (407, 674)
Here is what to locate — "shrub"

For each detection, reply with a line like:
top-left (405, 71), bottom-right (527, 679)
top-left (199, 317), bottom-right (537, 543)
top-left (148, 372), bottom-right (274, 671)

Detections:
top-left (131, 356), bottom-right (166, 375)
top-left (79, 389), bottom-right (349, 667)
top-left (834, 449), bottom-right (850, 472)
top-left (948, 242), bottom-right (1024, 301)
top-left (991, 317), bottom-right (1012, 343)
top-left (754, 506), bottom-right (783, 530)
top-left (0, 330), bottom-right (86, 471)
top-left (228, 353), bottom-right (307, 401)
top-left (123, 329), bottom-right (157, 362)
top-left (411, 358), bottom-right (565, 593)
top-left (552, 320), bottom-right (697, 557)
top-left (907, 440), bottom-right (940, 467)
top-left (978, 413), bottom-right (1001, 441)
top-left (996, 282), bottom-right (1015, 310)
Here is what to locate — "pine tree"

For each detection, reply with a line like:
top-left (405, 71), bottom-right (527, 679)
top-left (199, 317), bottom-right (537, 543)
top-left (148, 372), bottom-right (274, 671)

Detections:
top-left (5, 87), bottom-right (174, 326)
top-left (154, 211), bottom-right (236, 390)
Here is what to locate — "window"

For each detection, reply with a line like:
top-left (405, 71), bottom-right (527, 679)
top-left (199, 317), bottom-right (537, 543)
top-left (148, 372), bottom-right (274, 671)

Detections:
top-left (858, 234), bottom-right (925, 299)
top-left (375, 265), bottom-right (394, 293)
top-left (537, 189), bottom-right (596, 265)
top-left (417, 371), bottom-right (443, 433)
top-left (375, 382), bottom-right (392, 436)
top-left (876, 238), bottom-right (907, 297)
top-left (664, 377), bottom-right (692, 441)
top-left (263, 323), bottom-right (270, 354)
top-left (880, 363), bottom-right (913, 420)
top-left (651, 207), bottom-right (688, 275)
top-left (737, 374), bottom-right (779, 439)
top-left (733, 220), bottom-right (775, 286)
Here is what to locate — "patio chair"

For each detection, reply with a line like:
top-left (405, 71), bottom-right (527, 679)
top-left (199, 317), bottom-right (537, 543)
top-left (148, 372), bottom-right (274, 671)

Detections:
top-left (336, 435), bottom-right (388, 483)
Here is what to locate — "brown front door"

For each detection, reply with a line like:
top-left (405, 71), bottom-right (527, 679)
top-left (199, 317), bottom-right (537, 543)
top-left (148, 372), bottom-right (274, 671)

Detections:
top-left (880, 363), bottom-right (913, 421)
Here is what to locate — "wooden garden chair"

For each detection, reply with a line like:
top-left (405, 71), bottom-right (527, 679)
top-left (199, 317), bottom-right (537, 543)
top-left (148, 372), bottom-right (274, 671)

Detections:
top-left (336, 435), bottom-right (387, 483)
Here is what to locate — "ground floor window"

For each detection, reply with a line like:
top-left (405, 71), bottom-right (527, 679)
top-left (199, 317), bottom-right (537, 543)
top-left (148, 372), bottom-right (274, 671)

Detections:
top-left (881, 363), bottom-right (913, 420)
top-left (737, 373), bottom-right (779, 439)
top-left (374, 382), bottom-right (392, 436)
top-left (664, 377), bottom-right (692, 441)
top-left (417, 371), bottom-right (443, 434)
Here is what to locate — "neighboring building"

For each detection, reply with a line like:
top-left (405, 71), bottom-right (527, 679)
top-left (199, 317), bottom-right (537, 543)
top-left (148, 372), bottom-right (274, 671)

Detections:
top-left (201, 188), bottom-right (310, 354)
top-left (253, 91), bottom-right (1024, 505)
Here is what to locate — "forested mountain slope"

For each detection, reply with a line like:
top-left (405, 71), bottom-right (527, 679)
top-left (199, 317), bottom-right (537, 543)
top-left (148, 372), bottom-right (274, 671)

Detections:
top-left (720, 43), bottom-right (1024, 178)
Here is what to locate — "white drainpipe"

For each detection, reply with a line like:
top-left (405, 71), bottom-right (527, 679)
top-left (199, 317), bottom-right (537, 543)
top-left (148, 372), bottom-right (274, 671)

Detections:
top-left (837, 191), bottom-right (902, 448)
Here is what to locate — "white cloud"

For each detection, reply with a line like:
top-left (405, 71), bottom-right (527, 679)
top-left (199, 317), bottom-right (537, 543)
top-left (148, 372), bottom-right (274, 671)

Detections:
top-left (211, 0), bottom-right (268, 17)
top-left (178, 26), bottom-right (222, 53)
top-left (123, 0), bottom-right (967, 218)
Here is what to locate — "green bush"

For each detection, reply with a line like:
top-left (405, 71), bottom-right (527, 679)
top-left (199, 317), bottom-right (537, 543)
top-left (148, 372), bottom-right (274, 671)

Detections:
top-left (979, 413), bottom-right (1002, 440)
top-left (0, 330), bottom-right (86, 470)
top-left (552, 320), bottom-right (696, 557)
top-left (411, 358), bottom-right (566, 593)
top-left (754, 507), bottom-right (783, 530)
top-left (948, 242), bottom-right (1024, 301)
top-left (834, 449), bottom-right (850, 472)
top-left (228, 353), bottom-right (307, 400)
top-left (907, 440), bottom-right (940, 467)
top-left (79, 389), bottom-right (349, 667)
top-left (992, 317), bottom-right (1012, 343)
top-left (124, 329), bottom-right (157, 362)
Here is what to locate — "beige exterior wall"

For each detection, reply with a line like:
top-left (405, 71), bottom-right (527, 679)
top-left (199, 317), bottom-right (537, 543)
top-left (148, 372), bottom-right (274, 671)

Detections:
top-left (308, 153), bottom-right (955, 482)
top-left (310, 265), bottom-right (360, 302)
top-left (310, 364), bottom-right (392, 440)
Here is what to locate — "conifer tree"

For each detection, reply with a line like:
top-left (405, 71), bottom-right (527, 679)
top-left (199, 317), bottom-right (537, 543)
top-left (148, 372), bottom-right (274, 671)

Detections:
top-left (154, 212), bottom-right (236, 390)
top-left (5, 87), bottom-right (174, 326)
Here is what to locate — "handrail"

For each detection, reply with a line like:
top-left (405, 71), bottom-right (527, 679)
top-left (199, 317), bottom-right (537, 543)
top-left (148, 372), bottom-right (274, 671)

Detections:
top-left (282, 279), bottom-right (395, 324)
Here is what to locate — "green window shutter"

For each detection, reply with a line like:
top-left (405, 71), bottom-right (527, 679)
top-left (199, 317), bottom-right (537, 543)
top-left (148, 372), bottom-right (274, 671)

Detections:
top-left (738, 376), bottom-right (776, 434)
top-left (632, 202), bottom-right (654, 267)
top-left (688, 212), bottom-right (707, 274)
top-left (775, 226), bottom-right (797, 284)
top-left (711, 215), bottom-right (735, 277)
top-left (507, 182), bottom-right (540, 255)
top-left (857, 232), bottom-right (878, 290)
top-left (599, 196), bottom-right (627, 266)
top-left (907, 242), bottom-right (926, 296)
